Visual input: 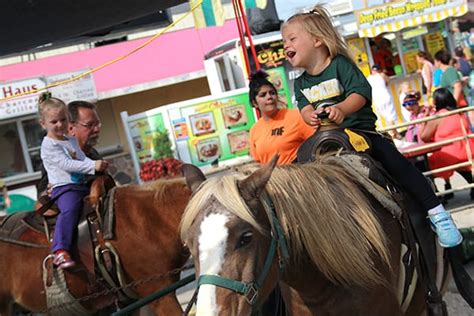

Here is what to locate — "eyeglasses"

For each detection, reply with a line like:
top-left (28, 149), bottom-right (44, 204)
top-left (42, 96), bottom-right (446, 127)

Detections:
top-left (76, 121), bottom-right (102, 129)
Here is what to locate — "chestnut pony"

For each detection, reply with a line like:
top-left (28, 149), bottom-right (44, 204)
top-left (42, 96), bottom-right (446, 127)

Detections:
top-left (181, 156), bottom-right (445, 316)
top-left (0, 178), bottom-right (191, 315)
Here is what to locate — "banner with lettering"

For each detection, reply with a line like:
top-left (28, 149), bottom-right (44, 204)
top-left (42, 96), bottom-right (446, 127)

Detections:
top-left (0, 70), bottom-right (98, 120)
top-left (46, 70), bottom-right (98, 104)
top-left (0, 78), bottom-right (46, 119)
top-left (355, 0), bottom-right (468, 38)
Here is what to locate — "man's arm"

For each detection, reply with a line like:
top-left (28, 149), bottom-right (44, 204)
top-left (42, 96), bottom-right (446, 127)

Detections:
top-left (84, 148), bottom-right (113, 185)
top-left (453, 81), bottom-right (464, 104)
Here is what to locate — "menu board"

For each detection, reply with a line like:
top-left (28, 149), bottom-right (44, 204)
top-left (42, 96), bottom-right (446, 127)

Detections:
top-left (127, 112), bottom-right (173, 166)
top-left (403, 51), bottom-right (419, 74)
top-left (425, 32), bottom-right (446, 58)
top-left (168, 90), bottom-right (256, 167)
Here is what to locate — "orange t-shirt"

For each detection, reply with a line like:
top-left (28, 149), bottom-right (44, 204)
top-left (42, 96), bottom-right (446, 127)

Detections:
top-left (249, 108), bottom-right (315, 165)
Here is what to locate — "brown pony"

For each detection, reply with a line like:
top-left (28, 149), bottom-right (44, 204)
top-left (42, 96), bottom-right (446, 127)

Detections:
top-left (181, 156), bottom-right (446, 316)
top-left (0, 178), bottom-right (191, 315)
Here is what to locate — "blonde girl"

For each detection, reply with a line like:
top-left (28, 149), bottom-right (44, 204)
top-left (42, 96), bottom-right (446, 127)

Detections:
top-left (39, 92), bottom-right (108, 269)
top-left (281, 5), bottom-right (462, 248)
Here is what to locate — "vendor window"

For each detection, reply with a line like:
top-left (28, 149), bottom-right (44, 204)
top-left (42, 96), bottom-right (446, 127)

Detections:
top-left (0, 123), bottom-right (27, 177)
top-left (369, 35), bottom-right (402, 76)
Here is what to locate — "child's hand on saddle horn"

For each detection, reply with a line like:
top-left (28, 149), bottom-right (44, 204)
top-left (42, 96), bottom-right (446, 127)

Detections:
top-left (95, 160), bottom-right (109, 172)
top-left (325, 106), bottom-right (345, 125)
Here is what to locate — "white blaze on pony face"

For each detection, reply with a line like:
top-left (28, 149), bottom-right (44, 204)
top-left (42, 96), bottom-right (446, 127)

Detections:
top-left (196, 213), bottom-right (230, 316)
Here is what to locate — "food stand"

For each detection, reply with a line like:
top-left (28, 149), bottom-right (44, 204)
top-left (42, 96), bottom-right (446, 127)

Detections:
top-left (121, 88), bottom-right (257, 180)
top-left (354, 0), bottom-right (469, 125)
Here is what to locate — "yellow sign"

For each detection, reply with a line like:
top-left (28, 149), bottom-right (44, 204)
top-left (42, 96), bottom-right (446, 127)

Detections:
top-left (347, 38), bottom-right (371, 77)
top-left (425, 32), bottom-right (446, 57)
top-left (402, 26), bottom-right (428, 40)
top-left (355, 0), bottom-right (467, 38)
top-left (347, 38), bottom-right (368, 64)
top-left (359, 63), bottom-right (371, 77)
top-left (403, 50), bottom-right (420, 74)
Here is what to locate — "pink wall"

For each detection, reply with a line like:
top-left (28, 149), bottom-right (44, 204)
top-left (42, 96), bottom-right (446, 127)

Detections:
top-left (0, 20), bottom-right (239, 93)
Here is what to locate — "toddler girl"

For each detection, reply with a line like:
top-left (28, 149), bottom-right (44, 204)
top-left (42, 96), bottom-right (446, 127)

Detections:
top-left (281, 5), bottom-right (462, 247)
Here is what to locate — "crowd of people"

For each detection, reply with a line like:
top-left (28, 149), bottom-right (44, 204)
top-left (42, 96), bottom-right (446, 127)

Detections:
top-left (364, 35), bottom-right (474, 207)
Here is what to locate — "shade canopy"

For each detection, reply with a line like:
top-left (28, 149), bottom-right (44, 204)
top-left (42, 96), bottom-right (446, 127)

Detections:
top-left (0, 0), bottom-right (187, 57)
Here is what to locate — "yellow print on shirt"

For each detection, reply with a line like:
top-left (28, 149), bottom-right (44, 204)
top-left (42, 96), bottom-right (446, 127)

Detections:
top-left (300, 79), bottom-right (342, 103)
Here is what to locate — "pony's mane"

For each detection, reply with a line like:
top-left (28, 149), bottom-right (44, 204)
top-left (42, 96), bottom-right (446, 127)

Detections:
top-left (180, 173), bottom-right (264, 236)
top-left (124, 177), bottom-right (187, 202)
top-left (181, 160), bottom-right (390, 288)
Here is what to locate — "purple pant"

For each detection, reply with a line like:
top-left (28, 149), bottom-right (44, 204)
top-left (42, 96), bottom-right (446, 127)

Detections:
top-left (51, 184), bottom-right (89, 252)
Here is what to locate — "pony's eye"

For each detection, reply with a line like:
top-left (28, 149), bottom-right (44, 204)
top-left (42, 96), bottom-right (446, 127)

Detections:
top-left (237, 231), bottom-right (253, 249)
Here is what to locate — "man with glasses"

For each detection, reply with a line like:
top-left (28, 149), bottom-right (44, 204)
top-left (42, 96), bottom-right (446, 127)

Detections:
top-left (37, 100), bottom-right (108, 198)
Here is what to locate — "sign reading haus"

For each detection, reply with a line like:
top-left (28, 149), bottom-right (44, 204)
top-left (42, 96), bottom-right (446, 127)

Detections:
top-left (0, 78), bottom-right (46, 119)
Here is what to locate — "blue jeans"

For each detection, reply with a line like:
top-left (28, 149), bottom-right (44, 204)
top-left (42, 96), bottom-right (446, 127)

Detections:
top-left (51, 184), bottom-right (89, 252)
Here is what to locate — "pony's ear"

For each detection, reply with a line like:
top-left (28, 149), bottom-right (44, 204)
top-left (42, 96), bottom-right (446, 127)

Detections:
top-left (238, 154), bottom-right (278, 200)
top-left (182, 164), bottom-right (206, 192)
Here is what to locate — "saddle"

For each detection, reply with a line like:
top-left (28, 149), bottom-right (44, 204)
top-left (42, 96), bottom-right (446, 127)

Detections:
top-left (297, 126), bottom-right (373, 162)
top-left (0, 176), bottom-right (136, 310)
top-left (0, 176), bottom-right (115, 247)
top-left (297, 127), bottom-right (448, 315)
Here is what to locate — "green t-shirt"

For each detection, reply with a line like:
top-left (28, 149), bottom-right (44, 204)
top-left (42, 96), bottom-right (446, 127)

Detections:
top-left (440, 66), bottom-right (469, 97)
top-left (294, 55), bottom-right (377, 130)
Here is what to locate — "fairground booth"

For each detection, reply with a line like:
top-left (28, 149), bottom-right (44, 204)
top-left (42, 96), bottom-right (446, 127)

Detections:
top-left (353, 0), bottom-right (469, 125)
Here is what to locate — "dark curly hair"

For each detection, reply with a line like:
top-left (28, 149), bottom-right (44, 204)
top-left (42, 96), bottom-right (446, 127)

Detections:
top-left (248, 70), bottom-right (276, 106)
top-left (433, 88), bottom-right (457, 110)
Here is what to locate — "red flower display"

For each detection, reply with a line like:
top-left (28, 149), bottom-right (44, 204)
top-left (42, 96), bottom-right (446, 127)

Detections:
top-left (139, 157), bottom-right (183, 182)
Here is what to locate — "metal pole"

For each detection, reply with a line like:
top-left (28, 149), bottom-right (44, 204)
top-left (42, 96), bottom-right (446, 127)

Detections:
top-left (232, 0), bottom-right (251, 76)
top-left (236, 0), bottom-right (260, 72)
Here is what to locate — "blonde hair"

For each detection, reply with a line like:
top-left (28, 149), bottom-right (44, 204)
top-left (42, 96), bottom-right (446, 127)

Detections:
top-left (181, 160), bottom-right (391, 288)
top-left (37, 92), bottom-right (67, 120)
top-left (282, 4), bottom-right (353, 63)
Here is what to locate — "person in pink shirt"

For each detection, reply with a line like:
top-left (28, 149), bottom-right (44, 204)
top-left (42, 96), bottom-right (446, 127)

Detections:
top-left (403, 91), bottom-right (435, 144)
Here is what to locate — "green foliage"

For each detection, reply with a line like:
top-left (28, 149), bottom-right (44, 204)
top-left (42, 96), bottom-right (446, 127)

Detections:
top-left (152, 131), bottom-right (173, 159)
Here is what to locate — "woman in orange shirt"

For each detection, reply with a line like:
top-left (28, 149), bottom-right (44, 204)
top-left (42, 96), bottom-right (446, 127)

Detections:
top-left (249, 71), bottom-right (315, 165)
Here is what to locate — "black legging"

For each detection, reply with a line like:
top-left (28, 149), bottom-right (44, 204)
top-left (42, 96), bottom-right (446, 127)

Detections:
top-left (363, 132), bottom-right (440, 212)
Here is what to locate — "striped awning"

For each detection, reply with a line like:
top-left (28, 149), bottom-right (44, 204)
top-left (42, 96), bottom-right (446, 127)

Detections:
top-left (356, 0), bottom-right (468, 38)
